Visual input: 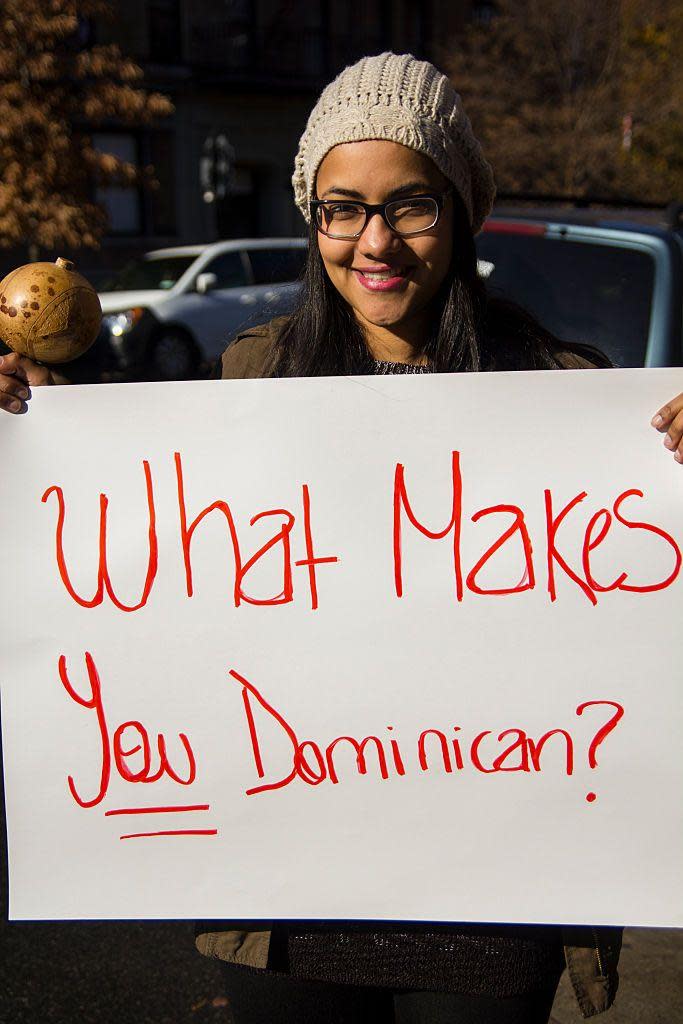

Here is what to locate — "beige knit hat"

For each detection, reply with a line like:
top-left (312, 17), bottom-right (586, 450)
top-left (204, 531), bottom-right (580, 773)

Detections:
top-left (292, 51), bottom-right (496, 234)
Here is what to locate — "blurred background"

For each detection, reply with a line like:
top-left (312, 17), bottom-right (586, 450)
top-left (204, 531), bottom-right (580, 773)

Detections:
top-left (1, 2), bottom-right (682, 1021)
top-left (0, 0), bottom-right (681, 383)
top-left (0, 0), bottom-right (455, 278)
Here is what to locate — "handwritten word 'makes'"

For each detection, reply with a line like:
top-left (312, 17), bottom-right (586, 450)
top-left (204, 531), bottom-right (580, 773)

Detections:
top-left (42, 451), bottom-right (680, 609)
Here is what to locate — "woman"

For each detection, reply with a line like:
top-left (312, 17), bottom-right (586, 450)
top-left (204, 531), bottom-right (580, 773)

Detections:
top-left (1, 50), bottom-right (681, 1024)
top-left (194, 53), bottom-right (683, 1024)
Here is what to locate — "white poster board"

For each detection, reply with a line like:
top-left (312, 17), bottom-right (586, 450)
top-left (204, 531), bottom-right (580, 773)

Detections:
top-left (1, 367), bottom-right (682, 925)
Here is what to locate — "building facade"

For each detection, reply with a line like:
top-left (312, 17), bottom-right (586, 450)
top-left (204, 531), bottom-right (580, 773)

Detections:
top-left (84, 0), bottom-right (475, 279)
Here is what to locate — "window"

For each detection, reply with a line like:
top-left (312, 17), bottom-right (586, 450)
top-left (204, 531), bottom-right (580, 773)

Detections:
top-left (471, 2), bottom-right (496, 25)
top-left (146, 132), bottom-right (177, 235)
top-left (147, 0), bottom-right (182, 62)
top-left (475, 233), bottom-right (656, 367)
top-left (187, 0), bottom-right (250, 68)
top-left (256, 0), bottom-right (324, 75)
top-left (246, 248), bottom-right (306, 285)
top-left (93, 133), bottom-right (141, 235)
top-left (202, 252), bottom-right (249, 289)
top-left (102, 255), bottom-right (196, 292)
top-left (215, 165), bottom-right (258, 239)
top-left (392, 0), bottom-right (426, 55)
top-left (328, 1), bottom-right (385, 70)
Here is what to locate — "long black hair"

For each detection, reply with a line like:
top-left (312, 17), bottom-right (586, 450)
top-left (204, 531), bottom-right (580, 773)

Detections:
top-left (270, 192), bottom-right (610, 376)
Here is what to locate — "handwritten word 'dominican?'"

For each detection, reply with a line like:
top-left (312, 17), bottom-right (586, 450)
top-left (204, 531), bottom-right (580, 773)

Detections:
top-left (231, 666), bottom-right (625, 804)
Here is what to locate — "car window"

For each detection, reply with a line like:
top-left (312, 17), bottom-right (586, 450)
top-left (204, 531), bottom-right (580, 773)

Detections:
top-left (202, 251), bottom-right (248, 289)
top-left (102, 255), bottom-right (196, 291)
top-left (475, 233), bottom-right (655, 367)
top-left (246, 247), bottom-right (306, 285)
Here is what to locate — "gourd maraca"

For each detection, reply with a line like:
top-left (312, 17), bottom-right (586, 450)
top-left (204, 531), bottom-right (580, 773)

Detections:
top-left (0, 257), bottom-right (102, 364)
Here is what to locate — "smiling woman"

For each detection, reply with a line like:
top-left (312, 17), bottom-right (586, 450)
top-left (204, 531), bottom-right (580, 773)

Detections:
top-left (247, 52), bottom-right (614, 384)
top-left (195, 50), bottom-right (643, 1024)
top-left (312, 141), bottom-right (454, 363)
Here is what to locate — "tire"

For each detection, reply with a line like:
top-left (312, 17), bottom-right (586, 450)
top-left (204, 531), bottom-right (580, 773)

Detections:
top-left (149, 327), bottom-right (200, 380)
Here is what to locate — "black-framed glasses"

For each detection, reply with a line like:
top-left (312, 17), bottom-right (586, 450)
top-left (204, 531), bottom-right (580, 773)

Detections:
top-left (310, 187), bottom-right (453, 239)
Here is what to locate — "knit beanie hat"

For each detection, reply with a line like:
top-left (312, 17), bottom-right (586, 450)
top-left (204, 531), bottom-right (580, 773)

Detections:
top-left (292, 51), bottom-right (496, 234)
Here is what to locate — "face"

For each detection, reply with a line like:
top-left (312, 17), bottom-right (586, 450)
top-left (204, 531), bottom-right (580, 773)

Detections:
top-left (313, 140), bottom-right (454, 340)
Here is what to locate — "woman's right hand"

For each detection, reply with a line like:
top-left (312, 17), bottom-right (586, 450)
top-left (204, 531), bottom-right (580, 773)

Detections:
top-left (0, 352), bottom-right (56, 414)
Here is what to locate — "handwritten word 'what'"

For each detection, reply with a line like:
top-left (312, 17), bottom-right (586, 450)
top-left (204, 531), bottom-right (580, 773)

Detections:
top-left (42, 452), bottom-right (338, 612)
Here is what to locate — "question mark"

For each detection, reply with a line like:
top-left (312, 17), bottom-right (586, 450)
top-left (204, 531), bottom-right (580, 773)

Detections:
top-left (576, 700), bottom-right (625, 802)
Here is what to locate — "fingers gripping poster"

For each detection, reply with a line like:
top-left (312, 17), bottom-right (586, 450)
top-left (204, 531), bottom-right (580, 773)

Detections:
top-left (1, 368), bottom-right (682, 924)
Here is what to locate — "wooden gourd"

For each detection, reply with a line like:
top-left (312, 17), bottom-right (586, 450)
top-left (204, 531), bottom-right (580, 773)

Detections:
top-left (0, 257), bottom-right (102, 364)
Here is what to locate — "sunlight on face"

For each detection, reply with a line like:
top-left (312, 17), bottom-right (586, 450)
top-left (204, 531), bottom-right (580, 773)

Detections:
top-left (314, 140), bottom-right (454, 352)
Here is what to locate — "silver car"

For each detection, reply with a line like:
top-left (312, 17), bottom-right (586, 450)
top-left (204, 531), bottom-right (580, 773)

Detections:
top-left (97, 238), bottom-right (307, 379)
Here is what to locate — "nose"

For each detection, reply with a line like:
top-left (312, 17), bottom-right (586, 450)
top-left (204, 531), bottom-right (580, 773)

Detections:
top-left (358, 210), bottom-right (403, 258)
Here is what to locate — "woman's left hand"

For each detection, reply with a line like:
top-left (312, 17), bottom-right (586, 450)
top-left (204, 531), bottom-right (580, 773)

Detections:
top-left (652, 393), bottom-right (683, 463)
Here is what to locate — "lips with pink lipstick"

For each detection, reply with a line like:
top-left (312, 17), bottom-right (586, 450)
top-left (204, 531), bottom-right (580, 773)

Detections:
top-left (352, 265), bottom-right (413, 292)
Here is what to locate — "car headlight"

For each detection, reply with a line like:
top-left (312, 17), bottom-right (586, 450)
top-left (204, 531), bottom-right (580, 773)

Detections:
top-left (103, 307), bottom-right (147, 340)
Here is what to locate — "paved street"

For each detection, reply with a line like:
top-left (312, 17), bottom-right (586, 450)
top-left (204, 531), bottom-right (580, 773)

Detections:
top-left (1, 919), bottom-right (227, 1024)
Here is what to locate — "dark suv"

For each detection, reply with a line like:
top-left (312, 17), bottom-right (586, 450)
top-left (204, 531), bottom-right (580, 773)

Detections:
top-left (476, 201), bottom-right (683, 367)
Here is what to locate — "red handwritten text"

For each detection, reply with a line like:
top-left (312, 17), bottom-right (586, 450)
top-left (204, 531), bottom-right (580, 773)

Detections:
top-left (42, 451), bottom-right (679, 612)
top-left (43, 454), bottom-right (338, 611)
top-left (59, 651), bottom-right (196, 807)
top-left (231, 667), bottom-right (624, 802)
top-left (394, 454), bottom-right (680, 604)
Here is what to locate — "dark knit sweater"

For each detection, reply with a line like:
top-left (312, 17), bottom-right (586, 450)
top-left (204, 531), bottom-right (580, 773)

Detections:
top-left (284, 921), bottom-right (565, 996)
top-left (371, 358), bottom-right (434, 374)
top-left (283, 358), bottom-right (565, 996)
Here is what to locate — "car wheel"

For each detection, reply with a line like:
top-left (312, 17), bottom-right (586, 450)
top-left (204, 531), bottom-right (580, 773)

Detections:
top-left (149, 328), bottom-right (199, 380)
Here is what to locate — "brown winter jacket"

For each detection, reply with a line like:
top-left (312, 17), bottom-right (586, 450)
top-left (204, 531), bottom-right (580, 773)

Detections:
top-left (196, 316), bottom-right (623, 1019)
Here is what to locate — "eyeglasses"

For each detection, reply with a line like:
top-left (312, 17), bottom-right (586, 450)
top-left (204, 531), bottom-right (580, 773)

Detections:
top-left (310, 188), bottom-right (453, 239)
